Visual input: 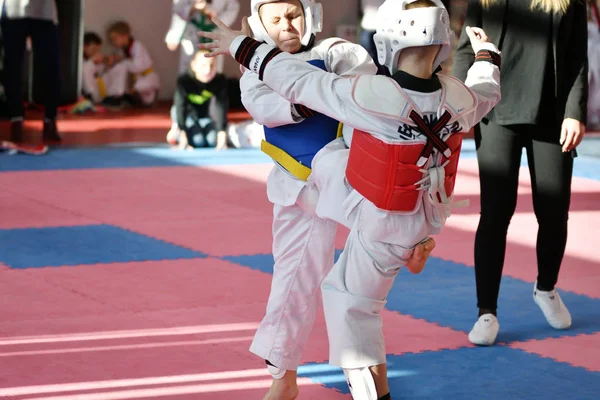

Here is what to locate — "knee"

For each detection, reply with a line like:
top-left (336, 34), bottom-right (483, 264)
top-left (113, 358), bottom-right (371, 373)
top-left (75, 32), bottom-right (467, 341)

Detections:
top-left (479, 206), bottom-right (515, 231)
top-left (191, 133), bottom-right (206, 148)
top-left (205, 130), bottom-right (218, 148)
top-left (184, 116), bottom-right (196, 129)
top-left (535, 206), bottom-right (569, 228)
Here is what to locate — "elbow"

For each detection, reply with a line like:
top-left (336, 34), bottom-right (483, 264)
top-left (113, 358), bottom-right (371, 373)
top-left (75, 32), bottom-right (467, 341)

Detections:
top-left (250, 114), bottom-right (268, 126)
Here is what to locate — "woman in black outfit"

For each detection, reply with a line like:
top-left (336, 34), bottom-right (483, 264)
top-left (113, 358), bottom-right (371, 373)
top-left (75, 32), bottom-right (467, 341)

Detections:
top-left (452, 0), bottom-right (588, 345)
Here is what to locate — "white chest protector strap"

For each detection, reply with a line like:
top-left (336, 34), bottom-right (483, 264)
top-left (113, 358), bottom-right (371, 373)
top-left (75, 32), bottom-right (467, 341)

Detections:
top-left (351, 74), bottom-right (478, 125)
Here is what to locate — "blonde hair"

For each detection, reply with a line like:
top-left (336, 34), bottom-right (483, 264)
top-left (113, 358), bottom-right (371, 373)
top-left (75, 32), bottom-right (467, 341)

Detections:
top-left (405, 0), bottom-right (438, 9)
top-left (107, 21), bottom-right (131, 36)
top-left (479, 0), bottom-right (571, 14)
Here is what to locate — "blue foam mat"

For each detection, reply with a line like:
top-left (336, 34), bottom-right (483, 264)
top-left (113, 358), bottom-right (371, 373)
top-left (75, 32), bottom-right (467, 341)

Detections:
top-left (225, 253), bottom-right (600, 344)
top-left (299, 347), bottom-right (600, 399)
top-left (0, 224), bottom-right (205, 268)
top-left (2, 140), bottom-right (600, 181)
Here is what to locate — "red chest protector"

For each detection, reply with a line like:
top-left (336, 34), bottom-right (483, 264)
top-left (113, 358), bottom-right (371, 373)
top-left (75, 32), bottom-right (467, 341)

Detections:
top-left (345, 116), bottom-right (464, 213)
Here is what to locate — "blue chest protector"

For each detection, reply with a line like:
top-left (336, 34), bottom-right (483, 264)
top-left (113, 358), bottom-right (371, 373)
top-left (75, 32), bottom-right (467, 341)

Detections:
top-left (263, 59), bottom-right (340, 169)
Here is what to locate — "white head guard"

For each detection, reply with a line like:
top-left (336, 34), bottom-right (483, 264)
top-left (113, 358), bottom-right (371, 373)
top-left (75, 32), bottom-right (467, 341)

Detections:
top-left (373, 0), bottom-right (453, 74)
top-left (248, 0), bottom-right (323, 48)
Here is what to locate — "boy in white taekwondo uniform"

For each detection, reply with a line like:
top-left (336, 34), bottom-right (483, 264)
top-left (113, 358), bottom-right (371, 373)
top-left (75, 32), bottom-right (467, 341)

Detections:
top-left (234, 1), bottom-right (417, 398)
top-left (200, 0), bottom-right (501, 398)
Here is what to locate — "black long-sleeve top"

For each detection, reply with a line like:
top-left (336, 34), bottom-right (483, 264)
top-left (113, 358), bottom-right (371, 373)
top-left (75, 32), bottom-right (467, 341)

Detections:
top-left (174, 70), bottom-right (229, 132)
top-left (452, 0), bottom-right (588, 126)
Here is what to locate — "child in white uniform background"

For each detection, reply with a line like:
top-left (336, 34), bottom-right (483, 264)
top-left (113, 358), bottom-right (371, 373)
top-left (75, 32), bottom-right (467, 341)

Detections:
top-left (107, 21), bottom-right (160, 107)
top-left (81, 32), bottom-right (128, 105)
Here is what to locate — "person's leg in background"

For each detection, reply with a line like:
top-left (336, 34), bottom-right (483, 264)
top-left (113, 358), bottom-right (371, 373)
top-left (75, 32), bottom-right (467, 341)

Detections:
top-left (29, 18), bottom-right (61, 141)
top-left (197, 117), bottom-right (217, 148)
top-left (469, 122), bottom-right (524, 345)
top-left (181, 115), bottom-right (202, 149)
top-left (528, 123), bottom-right (573, 329)
top-left (0, 17), bottom-right (29, 142)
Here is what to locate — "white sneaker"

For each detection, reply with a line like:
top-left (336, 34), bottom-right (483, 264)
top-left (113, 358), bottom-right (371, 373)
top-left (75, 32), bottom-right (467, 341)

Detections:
top-left (468, 313), bottom-right (500, 346)
top-left (533, 283), bottom-right (572, 330)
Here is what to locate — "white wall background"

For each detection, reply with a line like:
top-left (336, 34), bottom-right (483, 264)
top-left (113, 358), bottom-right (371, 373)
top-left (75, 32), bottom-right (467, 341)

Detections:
top-left (83, 0), bottom-right (361, 100)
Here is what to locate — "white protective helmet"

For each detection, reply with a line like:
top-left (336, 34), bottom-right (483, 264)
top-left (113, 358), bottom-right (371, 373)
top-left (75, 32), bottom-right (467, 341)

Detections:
top-left (373, 0), bottom-right (454, 74)
top-left (247, 0), bottom-right (323, 48)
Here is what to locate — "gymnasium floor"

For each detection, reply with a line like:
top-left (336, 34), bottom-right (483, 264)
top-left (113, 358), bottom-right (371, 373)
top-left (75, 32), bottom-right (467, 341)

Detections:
top-left (1, 109), bottom-right (599, 399)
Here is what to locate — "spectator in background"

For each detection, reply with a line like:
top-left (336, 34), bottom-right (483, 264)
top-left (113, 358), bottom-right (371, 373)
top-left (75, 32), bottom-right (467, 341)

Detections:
top-left (171, 50), bottom-right (228, 150)
top-left (588, 0), bottom-right (600, 129)
top-left (0, 0), bottom-right (61, 142)
top-left (166, 0), bottom-right (239, 147)
top-left (81, 32), bottom-right (128, 105)
top-left (172, 0), bottom-right (239, 73)
top-left (106, 21), bottom-right (160, 107)
top-left (453, 0), bottom-right (588, 346)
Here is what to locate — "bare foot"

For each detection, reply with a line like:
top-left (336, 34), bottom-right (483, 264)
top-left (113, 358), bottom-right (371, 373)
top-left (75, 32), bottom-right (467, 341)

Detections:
top-left (263, 371), bottom-right (299, 400)
top-left (405, 238), bottom-right (436, 274)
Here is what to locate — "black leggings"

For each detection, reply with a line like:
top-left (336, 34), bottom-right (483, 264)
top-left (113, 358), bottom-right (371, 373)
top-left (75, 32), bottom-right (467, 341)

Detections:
top-left (1, 18), bottom-right (61, 120)
top-left (474, 121), bottom-right (574, 311)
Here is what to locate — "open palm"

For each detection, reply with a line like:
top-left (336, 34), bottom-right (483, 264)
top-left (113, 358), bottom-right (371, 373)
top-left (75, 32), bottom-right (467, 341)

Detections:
top-left (197, 16), bottom-right (253, 58)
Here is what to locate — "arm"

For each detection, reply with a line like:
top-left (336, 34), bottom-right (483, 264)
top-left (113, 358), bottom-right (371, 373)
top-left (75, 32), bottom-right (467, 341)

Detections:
top-left (214, 76), bottom-right (229, 132)
top-left (462, 42), bottom-right (502, 130)
top-left (174, 78), bottom-right (188, 131)
top-left (231, 37), bottom-right (374, 132)
top-left (81, 61), bottom-right (102, 103)
top-left (173, 0), bottom-right (195, 21)
top-left (563, 0), bottom-right (588, 124)
top-left (240, 71), bottom-right (306, 127)
top-left (324, 41), bottom-right (378, 77)
top-left (216, 0), bottom-right (240, 27)
top-left (241, 40), bottom-right (376, 129)
top-left (165, 14), bottom-right (187, 50)
top-left (451, 0), bottom-right (481, 82)
top-left (125, 42), bottom-right (154, 74)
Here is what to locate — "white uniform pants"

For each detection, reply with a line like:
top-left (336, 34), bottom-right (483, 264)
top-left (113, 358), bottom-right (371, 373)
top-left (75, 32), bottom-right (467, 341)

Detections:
top-left (310, 139), bottom-right (436, 369)
top-left (250, 166), bottom-right (338, 371)
top-left (81, 61), bottom-right (127, 104)
top-left (133, 72), bottom-right (160, 105)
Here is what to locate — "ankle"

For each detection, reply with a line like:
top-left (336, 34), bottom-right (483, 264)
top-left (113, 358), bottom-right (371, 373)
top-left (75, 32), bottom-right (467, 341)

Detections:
top-left (536, 282), bottom-right (555, 292)
top-left (479, 308), bottom-right (497, 317)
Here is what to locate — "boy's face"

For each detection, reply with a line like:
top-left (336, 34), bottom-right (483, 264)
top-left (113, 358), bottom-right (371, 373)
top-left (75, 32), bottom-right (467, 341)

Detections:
top-left (191, 53), bottom-right (217, 83)
top-left (109, 32), bottom-right (129, 48)
top-left (259, 0), bottom-right (305, 54)
top-left (195, 0), bottom-right (208, 10)
top-left (84, 43), bottom-right (101, 60)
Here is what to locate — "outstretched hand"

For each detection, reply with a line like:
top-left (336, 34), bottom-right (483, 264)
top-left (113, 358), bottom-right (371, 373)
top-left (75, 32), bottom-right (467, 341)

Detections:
top-left (465, 26), bottom-right (490, 52)
top-left (198, 16), bottom-right (253, 58)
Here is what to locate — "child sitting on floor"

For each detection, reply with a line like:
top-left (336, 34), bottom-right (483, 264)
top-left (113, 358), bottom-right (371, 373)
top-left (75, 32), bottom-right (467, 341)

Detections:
top-left (81, 32), bottom-right (128, 105)
top-left (171, 50), bottom-right (229, 150)
top-left (106, 21), bottom-right (161, 107)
